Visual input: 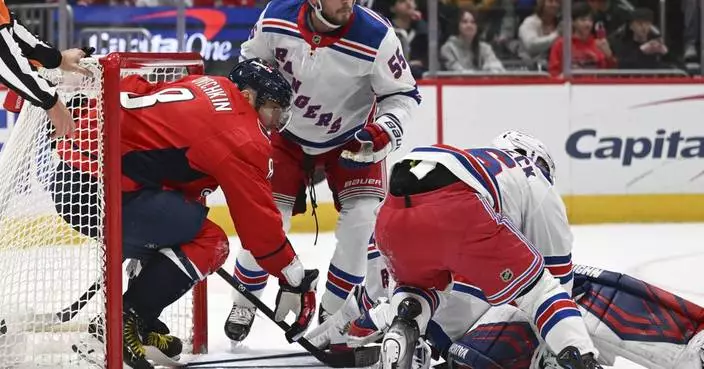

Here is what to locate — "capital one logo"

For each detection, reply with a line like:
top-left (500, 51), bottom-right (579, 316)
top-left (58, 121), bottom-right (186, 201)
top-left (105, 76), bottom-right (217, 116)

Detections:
top-left (88, 9), bottom-right (234, 61)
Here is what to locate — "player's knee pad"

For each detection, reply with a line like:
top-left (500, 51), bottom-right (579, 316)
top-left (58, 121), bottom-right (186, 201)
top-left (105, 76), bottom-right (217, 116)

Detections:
top-left (179, 219), bottom-right (229, 279)
top-left (390, 286), bottom-right (441, 334)
top-left (446, 320), bottom-right (540, 369)
top-left (276, 202), bottom-right (294, 232)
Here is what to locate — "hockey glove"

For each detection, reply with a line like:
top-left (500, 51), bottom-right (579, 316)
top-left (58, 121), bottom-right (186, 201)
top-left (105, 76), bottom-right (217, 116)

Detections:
top-left (340, 114), bottom-right (403, 169)
top-left (346, 299), bottom-right (394, 347)
top-left (275, 263), bottom-right (319, 343)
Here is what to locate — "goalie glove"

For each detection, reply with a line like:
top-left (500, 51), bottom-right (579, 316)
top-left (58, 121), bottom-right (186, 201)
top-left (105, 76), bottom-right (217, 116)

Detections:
top-left (340, 114), bottom-right (403, 169)
top-left (274, 258), bottom-right (319, 343)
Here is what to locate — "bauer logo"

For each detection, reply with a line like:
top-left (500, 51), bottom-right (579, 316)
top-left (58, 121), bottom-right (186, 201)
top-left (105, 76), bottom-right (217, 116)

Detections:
top-left (565, 129), bottom-right (704, 166)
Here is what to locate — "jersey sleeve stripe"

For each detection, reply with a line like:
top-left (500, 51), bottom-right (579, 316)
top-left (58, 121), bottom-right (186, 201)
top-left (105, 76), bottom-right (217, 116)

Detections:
top-left (376, 87), bottom-right (422, 105)
top-left (544, 254), bottom-right (572, 265)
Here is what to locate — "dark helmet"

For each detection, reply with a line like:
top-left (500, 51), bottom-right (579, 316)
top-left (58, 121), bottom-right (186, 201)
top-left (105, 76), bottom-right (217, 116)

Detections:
top-left (228, 58), bottom-right (293, 111)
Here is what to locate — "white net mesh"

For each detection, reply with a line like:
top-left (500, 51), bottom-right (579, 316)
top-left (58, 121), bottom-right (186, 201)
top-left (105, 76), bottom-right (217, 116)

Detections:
top-left (0, 56), bottom-right (203, 368)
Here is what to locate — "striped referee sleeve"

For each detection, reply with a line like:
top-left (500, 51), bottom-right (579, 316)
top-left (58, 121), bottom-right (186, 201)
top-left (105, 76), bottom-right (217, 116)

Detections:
top-left (0, 2), bottom-right (59, 110)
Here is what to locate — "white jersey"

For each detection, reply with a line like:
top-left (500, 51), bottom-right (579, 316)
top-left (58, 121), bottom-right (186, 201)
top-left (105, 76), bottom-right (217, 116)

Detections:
top-left (241, 0), bottom-right (420, 155)
top-left (401, 145), bottom-right (574, 289)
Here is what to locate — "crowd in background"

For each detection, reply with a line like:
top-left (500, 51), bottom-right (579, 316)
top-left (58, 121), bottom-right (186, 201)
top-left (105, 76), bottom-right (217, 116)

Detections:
top-left (28, 0), bottom-right (704, 77)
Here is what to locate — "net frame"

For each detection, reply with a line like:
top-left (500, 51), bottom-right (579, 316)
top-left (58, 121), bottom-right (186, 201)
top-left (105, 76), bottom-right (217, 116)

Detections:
top-left (0, 52), bottom-right (208, 368)
top-left (101, 52), bottom-right (208, 368)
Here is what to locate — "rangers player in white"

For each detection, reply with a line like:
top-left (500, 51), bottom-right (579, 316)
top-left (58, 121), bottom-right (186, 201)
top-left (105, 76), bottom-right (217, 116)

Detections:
top-left (308, 131), bottom-right (704, 369)
top-left (224, 0), bottom-right (420, 344)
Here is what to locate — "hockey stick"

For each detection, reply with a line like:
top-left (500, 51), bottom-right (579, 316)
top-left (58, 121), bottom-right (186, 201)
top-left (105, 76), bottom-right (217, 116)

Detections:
top-left (183, 351), bottom-right (313, 367)
top-left (0, 280), bottom-right (101, 334)
top-left (215, 268), bottom-right (380, 368)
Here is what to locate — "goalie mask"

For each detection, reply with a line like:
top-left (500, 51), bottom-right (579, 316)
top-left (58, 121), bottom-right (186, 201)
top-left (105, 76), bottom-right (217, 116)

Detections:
top-left (229, 58), bottom-right (293, 132)
top-left (491, 130), bottom-right (557, 183)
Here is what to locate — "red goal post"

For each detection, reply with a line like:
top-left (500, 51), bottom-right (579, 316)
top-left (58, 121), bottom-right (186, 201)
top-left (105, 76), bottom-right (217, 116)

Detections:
top-left (0, 52), bottom-right (208, 368)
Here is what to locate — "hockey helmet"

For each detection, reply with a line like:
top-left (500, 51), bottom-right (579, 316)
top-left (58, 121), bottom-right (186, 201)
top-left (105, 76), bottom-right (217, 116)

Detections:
top-left (491, 130), bottom-right (557, 183)
top-left (229, 58), bottom-right (293, 131)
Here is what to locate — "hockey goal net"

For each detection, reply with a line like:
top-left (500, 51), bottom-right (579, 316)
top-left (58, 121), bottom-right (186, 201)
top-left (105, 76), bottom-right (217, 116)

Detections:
top-left (0, 53), bottom-right (208, 368)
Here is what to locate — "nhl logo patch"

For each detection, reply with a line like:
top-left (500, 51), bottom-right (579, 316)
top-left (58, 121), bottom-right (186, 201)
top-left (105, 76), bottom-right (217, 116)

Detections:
top-left (312, 35), bottom-right (322, 45)
top-left (500, 268), bottom-right (514, 282)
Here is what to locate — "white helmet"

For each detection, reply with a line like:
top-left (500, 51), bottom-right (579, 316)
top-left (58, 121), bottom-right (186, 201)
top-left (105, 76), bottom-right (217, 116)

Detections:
top-left (491, 130), bottom-right (556, 183)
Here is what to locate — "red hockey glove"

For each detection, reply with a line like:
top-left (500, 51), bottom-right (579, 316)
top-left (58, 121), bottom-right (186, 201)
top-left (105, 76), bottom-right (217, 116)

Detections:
top-left (340, 114), bottom-right (403, 169)
top-left (274, 258), bottom-right (319, 342)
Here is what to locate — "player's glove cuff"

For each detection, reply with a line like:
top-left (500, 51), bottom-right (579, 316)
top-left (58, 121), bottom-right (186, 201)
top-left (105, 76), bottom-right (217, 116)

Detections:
top-left (339, 114), bottom-right (403, 169)
top-left (275, 268), bottom-right (319, 342)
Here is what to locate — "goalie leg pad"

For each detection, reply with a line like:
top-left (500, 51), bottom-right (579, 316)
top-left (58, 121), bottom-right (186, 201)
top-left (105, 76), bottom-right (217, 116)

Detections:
top-left (573, 264), bottom-right (704, 369)
top-left (446, 320), bottom-right (539, 369)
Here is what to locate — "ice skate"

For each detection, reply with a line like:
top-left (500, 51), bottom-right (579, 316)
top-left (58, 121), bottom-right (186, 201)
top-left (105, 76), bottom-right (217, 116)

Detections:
top-left (122, 309), bottom-right (153, 369)
top-left (380, 297), bottom-right (422, 369)
top-left (224, 303), bottom-right (256, 343)
top-left (556, 346), bottom-right (602, 369)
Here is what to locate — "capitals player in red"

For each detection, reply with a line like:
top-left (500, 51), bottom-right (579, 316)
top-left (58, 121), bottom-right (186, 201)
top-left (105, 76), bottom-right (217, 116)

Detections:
top-left (224, 0), bottom-right (421, 345)
top-left (51, 58), bottom-right (319, 368)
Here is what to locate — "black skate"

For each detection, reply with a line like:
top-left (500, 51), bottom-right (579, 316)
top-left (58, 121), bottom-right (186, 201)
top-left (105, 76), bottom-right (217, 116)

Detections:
top-left (123, 309), bottom-right (153, 369)
top-left (224, 303), bottom-right (256, 342)
top-left (556, 346), bottom-right (603, 369)
top-left (318, 303), bottom-right (332, 325)
top-left (380, 297), bottom-right (422, 369)
top-left (141, 319), bottom-right (182, 360)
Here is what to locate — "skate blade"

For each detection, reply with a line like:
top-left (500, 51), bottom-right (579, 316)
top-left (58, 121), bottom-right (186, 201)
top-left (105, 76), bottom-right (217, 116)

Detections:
top-left (144, 345), bottom-right (185, 367)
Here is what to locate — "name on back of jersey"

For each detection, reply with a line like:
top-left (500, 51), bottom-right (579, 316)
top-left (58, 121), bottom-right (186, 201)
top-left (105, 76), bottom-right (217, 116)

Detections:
top-left (192, 76), bottom-right (233, 112)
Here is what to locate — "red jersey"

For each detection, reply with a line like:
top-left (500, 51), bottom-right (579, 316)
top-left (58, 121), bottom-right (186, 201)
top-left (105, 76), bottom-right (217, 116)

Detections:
top-left (548, 36), bottom-right (616, 75)
top-left (59, 74), bottom-right (295, 278)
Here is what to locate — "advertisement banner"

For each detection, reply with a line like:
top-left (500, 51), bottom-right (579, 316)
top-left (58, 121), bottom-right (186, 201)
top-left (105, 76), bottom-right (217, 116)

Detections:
top-left (72, 6), bottom-right (261, 73)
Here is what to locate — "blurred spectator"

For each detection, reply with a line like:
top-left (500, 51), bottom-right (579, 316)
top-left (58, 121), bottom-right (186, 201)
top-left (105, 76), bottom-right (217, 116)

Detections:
top-left (682, 0), bottom-right (699, 61)
top-left (518, 0), bottom-right (560, 63)
top-left (586, 0), bottom-right (630, 36)
top-left (609, 8), bottom-right (669, 69)
top-left (388, 0), bottom-right (429, 78)
top-left (475, 0), bottom-right (522, 60)
top-left (548, 2), bottom-right (616, 75)
top-left (414, 0), bottom-right (461, 46)
top-left (440, 7), bottom-right (505, 72)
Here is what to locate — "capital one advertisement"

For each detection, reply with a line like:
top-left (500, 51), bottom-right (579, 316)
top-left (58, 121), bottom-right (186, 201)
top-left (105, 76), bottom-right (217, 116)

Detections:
top-left (72, 6), bottom-right (262, 74)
